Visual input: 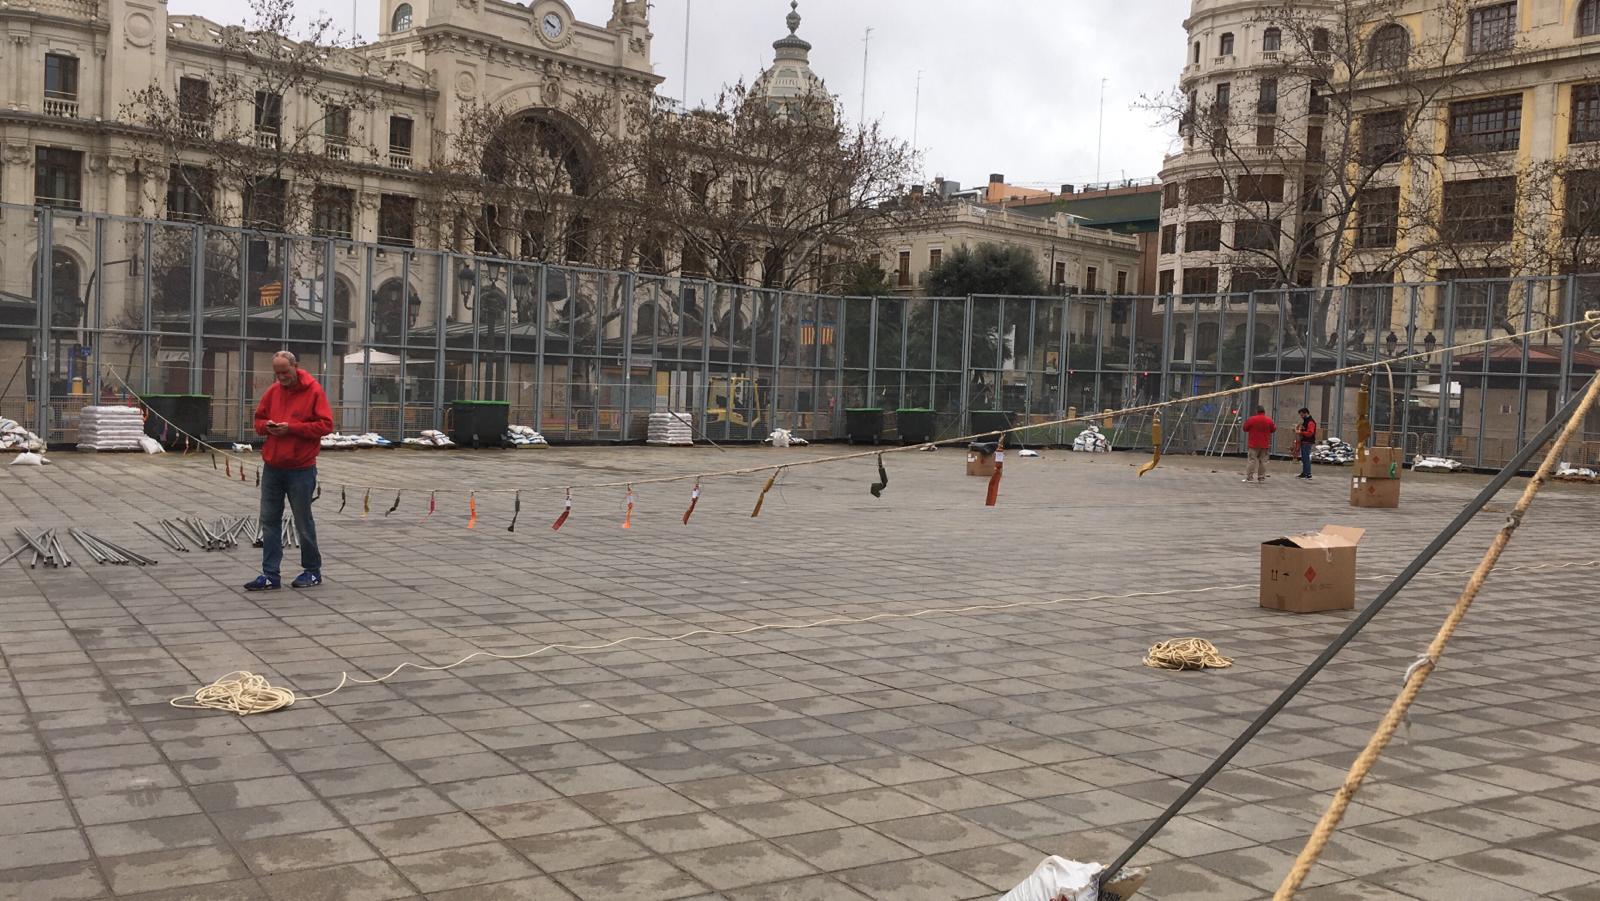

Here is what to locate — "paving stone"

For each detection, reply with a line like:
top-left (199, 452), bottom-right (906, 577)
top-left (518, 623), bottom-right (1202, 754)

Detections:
top-left (257, 860), bottom-right (416, 901)
top-left (834, 857), bottom-right (995, 901)
top-left (235, 827), bottom-right (379, 876)
top-left (101, 842), bottom-right (252, 895)
top-left (388, 841), bottom-right (541, 893)
top-left (669, 839), bottom-right (818, 890)
top-left (553, 857), bottom-right (708, 900)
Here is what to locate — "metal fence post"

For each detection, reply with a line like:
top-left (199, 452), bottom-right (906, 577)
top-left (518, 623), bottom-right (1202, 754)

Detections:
top-left (433, 254), bottom-right (447, 432)
top-left (360, 245), bottom-right (374, 434)
top-left (1436, 282), bottom-right (1455, 459)
top-left (35, 207), bottom-right (53, 442)
top-left (189, 225), bottom-right (204, 395)
top-left (533, 264), bottom-right (547, 434)
top-left (621, 271), bottom-right (635, 441)
top-left (959, 295), bottom-right (973, 436)
top-left (866, 295), bottom-right (878, 407)
top-left (90, 215), bottom-right (104, 402)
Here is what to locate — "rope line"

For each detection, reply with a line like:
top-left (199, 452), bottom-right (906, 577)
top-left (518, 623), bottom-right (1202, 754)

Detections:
top-left (1273, 369), bottom-right (1600, 899)
top-left (1143, 638), bottom-right (1233, 670)
top-left (110, 315), bottom-right (1598, 499)
top-left (167, 557), bottom-right (1600, 715)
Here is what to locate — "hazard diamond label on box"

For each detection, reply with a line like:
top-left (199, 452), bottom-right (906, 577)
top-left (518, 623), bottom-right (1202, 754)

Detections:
top-left (1304, 566), bottom-right (1317, 583)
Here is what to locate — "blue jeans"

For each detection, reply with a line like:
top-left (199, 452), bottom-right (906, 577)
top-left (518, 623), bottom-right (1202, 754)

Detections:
top-left (1300, 442), bottom-right (1312, 477)
top-left (260, 464), bottom-right (321, 581)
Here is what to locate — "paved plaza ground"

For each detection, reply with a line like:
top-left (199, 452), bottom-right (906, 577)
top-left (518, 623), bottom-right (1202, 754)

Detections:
top-left (3, 444), bottom-right (1600, 901)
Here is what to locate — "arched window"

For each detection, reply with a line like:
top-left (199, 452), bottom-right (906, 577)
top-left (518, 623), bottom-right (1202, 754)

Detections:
top-left (1193, 42), bottom-right (1201, 64)
top-left (1219, 32), bottom-right (1235, 55)
top-left (391, 3), bottom-right (413, 32)
top-left (34, 250), bottom-right (81, 329)
top-left (1263, 27), bottom-right (1282, 51)
top-left (1369, 23), bottom-right (1410, 69)
top-left (1580, 0), bottom-right (1600, 37)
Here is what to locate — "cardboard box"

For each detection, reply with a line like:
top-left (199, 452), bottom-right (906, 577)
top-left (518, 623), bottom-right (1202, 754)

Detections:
top-left (967, 449), bottom-right (996, 477)
top-left (1261, 525), bottom-right (1366, 613)
top-left (1355, 446), bottom-right (1405, 479)
top-left (1350, 476), bottom-right (1401, 508)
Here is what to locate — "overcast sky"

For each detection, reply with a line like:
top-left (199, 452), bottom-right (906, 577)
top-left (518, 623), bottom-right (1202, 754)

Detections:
top-left (169, 0), bottom-right (1189, 190)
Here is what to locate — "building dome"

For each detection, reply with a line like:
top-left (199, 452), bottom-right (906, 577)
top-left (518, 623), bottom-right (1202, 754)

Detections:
top-left (750, 2), bottom-right (830, 115)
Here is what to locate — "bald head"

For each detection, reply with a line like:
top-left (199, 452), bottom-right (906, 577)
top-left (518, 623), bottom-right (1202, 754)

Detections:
top-left (271, 351), bottom-right (299, 388)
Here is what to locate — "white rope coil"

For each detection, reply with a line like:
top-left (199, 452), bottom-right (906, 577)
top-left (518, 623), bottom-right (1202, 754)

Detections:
top-left (1143, 638), bottom-right (1234, 670)
top-left (170, 671), bottom-right (296, 715)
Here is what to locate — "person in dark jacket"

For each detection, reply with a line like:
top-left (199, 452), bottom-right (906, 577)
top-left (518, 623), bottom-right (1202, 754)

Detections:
top-left (247, 350), bottom-right (334, 590)
top-left (1294, 407), bottom-right (1317, 480)
top-left (1241, 406), bottom-right (1277, 484)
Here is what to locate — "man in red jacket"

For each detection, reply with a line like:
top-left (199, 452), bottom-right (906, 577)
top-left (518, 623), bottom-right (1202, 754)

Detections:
top-left (247, 350), bottom-right (334, 591)
top-left (1241, 405), bottom-right (1277, 484)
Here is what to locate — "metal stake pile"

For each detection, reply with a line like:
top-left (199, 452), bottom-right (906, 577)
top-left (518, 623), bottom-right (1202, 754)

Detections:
top-left (145, 516), bottom-right (256, 552)
top-left (67, 528), bottom-right (158, 566)
top-left (6, 528), bottom-right (72, 568)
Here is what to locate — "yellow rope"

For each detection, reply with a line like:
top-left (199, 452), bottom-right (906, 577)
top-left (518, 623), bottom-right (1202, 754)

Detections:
top-left (111, 315), bottom-right (1596, 498)
top-left (1143, 638), bottom-right (1233, 670)
top-left (169, 671), bottom-right (296, 716)
top-left (1273, 371), bottom-right (1600, 900)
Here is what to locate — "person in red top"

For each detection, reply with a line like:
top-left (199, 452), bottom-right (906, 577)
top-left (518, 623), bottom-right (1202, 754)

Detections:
top-left (1293, 407), bottom-right (1318, 480)
top-left (1241, 405), bottom-right (1277, 484)
top-left (247, 350), bottom-right (334, 591)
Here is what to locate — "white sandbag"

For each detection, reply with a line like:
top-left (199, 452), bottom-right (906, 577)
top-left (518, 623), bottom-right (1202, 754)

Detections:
top-left (10, 451), bottom-right (48, 466)
top-left (999, 856), bottom-right (1102, 901)
top-left (139, 436), bottom-right (166, 454)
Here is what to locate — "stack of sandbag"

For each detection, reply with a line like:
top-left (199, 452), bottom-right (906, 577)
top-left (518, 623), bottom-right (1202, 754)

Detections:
top-left (648, 412), bottom-right (695, 446)
top-left (764, 428), bottom-right (808, 447)
top-left (505, 425), bottom-right (548, 448)
top-left (402, 429), bottom-right (455, 449)
top-left (1072, 425), bottom-right (1110, 453)
top-left (1412, 455), bottom-right (1463, 473)
top-left (1310, 436), bottom-right (1357, 465)
top-left (320, 431), bottom-right (392, 450)
top-left (1555, 461), bottom-right (1599, 481)
top-left (0, 416), bottom-right (44, 452)
top-left (76, 406), bottom-right (147, 452)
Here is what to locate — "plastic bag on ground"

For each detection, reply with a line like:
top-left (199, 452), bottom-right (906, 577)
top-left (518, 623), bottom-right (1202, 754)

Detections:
top-left (10, 451), bottom-right (48, 466)
top-left (138, 436), bottom-right (166, 454)
top-left (999, 857), bottom-right (1102, 901)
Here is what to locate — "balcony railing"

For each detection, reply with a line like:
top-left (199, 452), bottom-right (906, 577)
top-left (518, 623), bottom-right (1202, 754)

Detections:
top-left (178, 116), bottom-right (211, 139)
top-left (325, 140), bottom-right (350, 160)
top-left (254, 129), bottom-right (281, 150)
top-left (42, 93), bottom-right (78, 118)
top-left (388, 150), bottom-right (413, 170)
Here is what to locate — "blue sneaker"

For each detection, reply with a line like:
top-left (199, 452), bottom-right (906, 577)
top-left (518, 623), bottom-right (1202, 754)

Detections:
top-left (244, 575), bottom-right (280, 591)
top-left (291, 572), bottom-right (322, 588)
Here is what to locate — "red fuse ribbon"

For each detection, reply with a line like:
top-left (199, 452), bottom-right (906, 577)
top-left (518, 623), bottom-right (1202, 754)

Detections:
top-left (552, 490), bottom-right (572, 531)
top-left (683, 481), bottom-right (701, 525)
top-left (985, 449), bottom-right (1005, 507)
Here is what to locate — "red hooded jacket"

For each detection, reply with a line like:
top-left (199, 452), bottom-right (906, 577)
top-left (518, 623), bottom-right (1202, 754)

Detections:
top-left (1242, 413), bottom-right (1277, 450)
top-left (254, 368), bottom-right (333, 470)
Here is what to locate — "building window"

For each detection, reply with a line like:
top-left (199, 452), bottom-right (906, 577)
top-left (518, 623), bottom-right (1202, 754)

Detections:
top-left (254, 90), bottom-right (282, 143)
top-left (1054, 261), bottom-right (1068, 286)
top-left (1581, 0), bottom-right (1600, 36)
top-left (312, 186), bottom-right (354, 239)
top-left (1234, 219), bottom-right (1280, 250)
top-left (1214, 82), bottom-right (1231, 118)
top-left (1158, 270), bottom-right (1175, 295)
top-left (1437, 268), bottom-right (1509, 329)
top-left (732, 179), bottom-right (749, 210)
top-left (928, 248), bottom-right (942, 270)
top-left (1116, 270), bottom-right (1129, 294)
top-left (1257, 78), bottom-right (1278, 115)
top-left (1187, 177), bottom-right (1223, 204)
top-left (1257, 124), bottom-right (1276, 147)
top-left (1312, 28), bottom-right (1331, 51)
top-left (1447, 94), bottom-right (1522, 154)
top-left (565, 217), bottom-right (591, 263)
top-left (1355, 187), bottom-right (1399, 248)
top-left (1442, 177), bottom-right (1516, 242)
top-left (389, 115), bottom-right (414, 160)
top-left (1309, 80), bottom-right (1329, 115)
top-left (1565, 169), bottom-right (1600, 237)
top-left (1237, 174), bottom-right (1284, 203)
top-left (178, 76), bottom-right (210, 135)
top-left (770, 186), bottom-right (786, 221)
top-left (43, 53), bottom-right (78, 116)
top-left (1307, 125), bottom-right (1324, 160)
top-left (1193, 42), bottom-right (1201, 64)
top-left (379, 194), bottom-right (416, 246)
top-left (1469, 2), bottom-right (1517, 54)
top-left (324, 104), bottom-right (350, 157)
top-left (1162, 182), bottom-right (1181, 209)
top-left (34, 147), bottom-right (82, 209)
top-left (1160, 224), bottom-right (1177, 254)
top-left (392, 3), bottom-right (413, 31)
top-left (1185, 220), bottom-right (1222, 252)
top-left (1086, 266), bottom-right (1099, 293)
top-left (1181, 267), bottom-right (1219, 296)
top-left (165, 165), bottom-right (213, 222)
top-left (897, 251), bottom-right (911, 287)
top-left (1573, 84), bottom-right (1600, 144)
top-left (1219, 32), bottom-right (1235, 55)
top-left (244, 177), bottom-right (286, 231)
top-left (1362, 110), bottom-right (1405, 166)
top-left (1349, 272), bottom-right (1395, 330)
top-left (1368, 23), bottom-right (1410, 69)
top-left (1263, 27), bottom-right (1282, 52)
